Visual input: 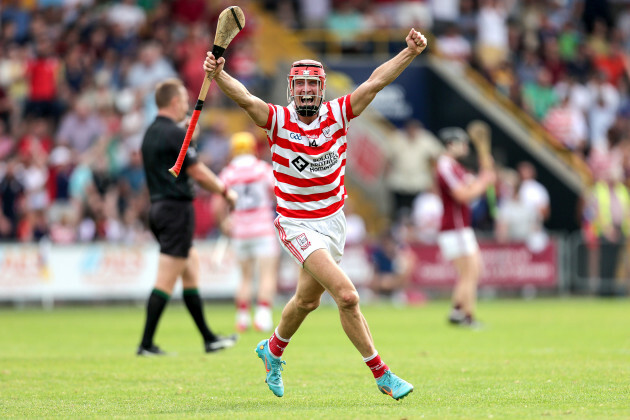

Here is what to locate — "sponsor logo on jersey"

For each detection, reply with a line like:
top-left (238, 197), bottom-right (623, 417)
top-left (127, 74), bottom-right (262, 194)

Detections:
top-left (291, 156), bottom-right (309, 172)
top-left (309, 151), bottom-right (338, 172)
top-left (289, 132), bottom-right (302, 141)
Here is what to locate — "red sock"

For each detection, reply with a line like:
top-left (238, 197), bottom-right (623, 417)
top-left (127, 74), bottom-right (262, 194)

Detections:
top-left (257, 300), bottom-right (271, 308)
top-left (364, 353), bottom-right (389, 379)
top-left (237, 301), bottom-right (249, 311)
top-left (268, 329), bottom-right (290, 358)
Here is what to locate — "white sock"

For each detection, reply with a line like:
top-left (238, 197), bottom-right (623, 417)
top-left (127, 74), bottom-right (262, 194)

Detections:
top-left (362, 351), bottom-right (378, 363)
top-left (274, 327), bottom-right (290, 343)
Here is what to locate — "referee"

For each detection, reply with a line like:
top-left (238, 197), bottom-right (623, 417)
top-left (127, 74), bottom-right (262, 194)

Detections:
top-left (137, 78), bottom-right (238, 356)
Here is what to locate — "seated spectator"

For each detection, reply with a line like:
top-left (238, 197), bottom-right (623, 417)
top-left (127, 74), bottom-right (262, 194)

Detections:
top-left (17, 117), bottom-right (53, 160)
top-left (522, 68), bottom-right (558, 121)
top-left (593, 40), bottom-right (627, 87)
top-left (543, 93), bottom-right (588, 155)
top-left (554, 73), bottom-right (591, 115)
top-left (436, 24), bottom-right (472, 67)
top-left (125, 41), bottom-right (177, 94)
top-left (325, 1), bottom-right (367, 54)
top-left (542, 38), bottom-right (566, 85)
top-left (515, 48), bottom-right (543, 86)
top-left (56, 96), bottom-right (106, 153)
top-left (106, 0), bottom-right (146, 37)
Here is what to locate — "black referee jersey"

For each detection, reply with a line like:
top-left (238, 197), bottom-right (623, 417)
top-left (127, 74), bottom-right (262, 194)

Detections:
top-left (141, 115), bottom-right (198, 202)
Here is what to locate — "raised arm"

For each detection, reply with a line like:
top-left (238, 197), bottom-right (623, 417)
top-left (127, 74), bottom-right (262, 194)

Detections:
top-left (203, 53), bottom-right (269, 127)
top-left (351, 29), bottom-right (427, 116)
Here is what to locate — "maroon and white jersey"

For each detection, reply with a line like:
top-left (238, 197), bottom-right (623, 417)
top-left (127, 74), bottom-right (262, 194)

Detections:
top-left (219, 155), bottom-right (276, 239)
top-left (436, 154), bottom-right (472, 231)
top-left (260, 94), bottom-right (356, 219)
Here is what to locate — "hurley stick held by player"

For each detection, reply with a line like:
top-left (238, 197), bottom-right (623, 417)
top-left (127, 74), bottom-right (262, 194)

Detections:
top-left (467, 120), bottom-right (497, 218)
top-left (169, 6), bottom-right (245, 177)
top-left (204, 28), bottom-right (427, 400)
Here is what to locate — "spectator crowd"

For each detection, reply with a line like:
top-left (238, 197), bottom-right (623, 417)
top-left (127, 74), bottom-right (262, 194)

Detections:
top-left (0, 0), bottom-right (261, 244)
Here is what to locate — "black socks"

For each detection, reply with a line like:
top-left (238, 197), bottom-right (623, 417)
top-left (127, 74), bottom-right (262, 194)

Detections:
top-left (183, 288), bottom-right (216, 343)
top-left (140, 288), bottom-right (170, 348)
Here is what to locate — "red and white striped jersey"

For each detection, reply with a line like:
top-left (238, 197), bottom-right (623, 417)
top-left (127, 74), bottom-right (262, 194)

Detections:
top-left (260, 94), bottom-right (357, 219)
top-left (436, 155), bottom-right (472, 231)
top-left (219, 155), bottom-right (276, 239)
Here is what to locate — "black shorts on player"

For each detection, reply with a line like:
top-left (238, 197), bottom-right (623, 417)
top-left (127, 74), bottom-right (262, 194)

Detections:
top-left (148, 199), bottom-right (194, 258)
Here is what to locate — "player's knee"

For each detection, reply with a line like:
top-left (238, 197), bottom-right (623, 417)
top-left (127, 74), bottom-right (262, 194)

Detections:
top-left (295, 296), bottom-right (320, 313)
top-left (337, 290), bottom-right (360, 310)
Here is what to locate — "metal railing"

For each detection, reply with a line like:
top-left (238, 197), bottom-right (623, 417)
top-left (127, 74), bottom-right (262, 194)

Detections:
top-left (568, 231), bottom-right (630, 296)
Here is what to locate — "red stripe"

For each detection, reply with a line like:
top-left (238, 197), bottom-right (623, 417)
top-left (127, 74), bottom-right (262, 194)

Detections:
top-left (272, 128), bottom-right (344, 155)
top-left (274, 218), bottom-right (303, 263)
top-left (277, 198), bottom-right (345, 219)
top-left (275, 177), bottom-right (343, 202)
top-left (259, 103), bottom-right (274, 130)
top-left (344, 94), bottom-right (356, 121)
top-left (280, 102), bottom-right (342, 135)
top-left (338, 143), bottom-right (347, 156)
top-left (272, 153), bottom-right (289, 167)
top-left (281, 105), bottom-right (337, 135)
top-left (274, 159), bottom-right (345, 187)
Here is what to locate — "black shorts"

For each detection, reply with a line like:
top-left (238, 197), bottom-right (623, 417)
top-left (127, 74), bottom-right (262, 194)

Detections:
top-left (149, 200), bottom-right (195, 258)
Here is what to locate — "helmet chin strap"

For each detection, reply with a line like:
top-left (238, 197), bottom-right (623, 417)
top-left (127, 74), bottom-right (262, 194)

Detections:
top-left (293, 93), bottom-right (323, 117)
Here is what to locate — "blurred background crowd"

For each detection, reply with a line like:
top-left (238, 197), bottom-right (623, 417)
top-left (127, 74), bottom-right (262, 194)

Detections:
top-left (1, 0), bottom-right (629, 295)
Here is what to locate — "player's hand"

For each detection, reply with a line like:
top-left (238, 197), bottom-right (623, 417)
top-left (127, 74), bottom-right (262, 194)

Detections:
top-left (224, 188), bottom-right (237, 209)
top-left (204, 52), bottom-right (225, 77)
top-left (479, 168), bottom-right (496, 187)
top-left (406, 28), bottom-right (427, 55)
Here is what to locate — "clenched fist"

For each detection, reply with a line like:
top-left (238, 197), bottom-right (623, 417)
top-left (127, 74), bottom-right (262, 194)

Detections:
top-left (406, 28), bottom-right (427, 55)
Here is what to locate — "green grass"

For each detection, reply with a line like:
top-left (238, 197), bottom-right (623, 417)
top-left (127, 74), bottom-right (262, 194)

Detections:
top-left (1, 299), bottom-right (629, 419)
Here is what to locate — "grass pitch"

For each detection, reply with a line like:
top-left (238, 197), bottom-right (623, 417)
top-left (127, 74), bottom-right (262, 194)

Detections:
top-left (1, 298), bottom-right (628, 419)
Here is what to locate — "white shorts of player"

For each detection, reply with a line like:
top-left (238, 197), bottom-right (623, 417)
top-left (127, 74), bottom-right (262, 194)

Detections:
top-left (232, 235), bottom-right (280, 260)
top-left (274, 210), bottom-right (347, 267)
top-left (437, 227), bottom-right (479, 261)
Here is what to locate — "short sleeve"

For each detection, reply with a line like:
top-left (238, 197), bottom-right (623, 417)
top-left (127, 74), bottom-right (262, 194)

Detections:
top-left (437, 157), bottom-right (464, 191)
top-left (338, 94), bottom-right (357, 128)
top-left (259, 103), bottom-right (277, 131)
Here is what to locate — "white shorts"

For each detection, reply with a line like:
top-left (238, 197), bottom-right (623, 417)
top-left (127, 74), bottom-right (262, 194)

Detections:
top-left (274, 210), bottom-right (346, 266)
top-left (232, 235), bottom-right (280, 260)
top-left (437, 227), bottom-right (479, 260)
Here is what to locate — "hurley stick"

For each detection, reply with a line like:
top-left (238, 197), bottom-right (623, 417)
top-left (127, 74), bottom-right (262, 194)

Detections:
top-left (467, 120), bottom-right (497, 218)
top-left (169, 6), bottom-right (246, 177)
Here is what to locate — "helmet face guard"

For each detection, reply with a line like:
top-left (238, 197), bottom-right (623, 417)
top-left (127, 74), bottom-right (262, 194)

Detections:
top-left (287, 59), bottom-right (326, 117)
